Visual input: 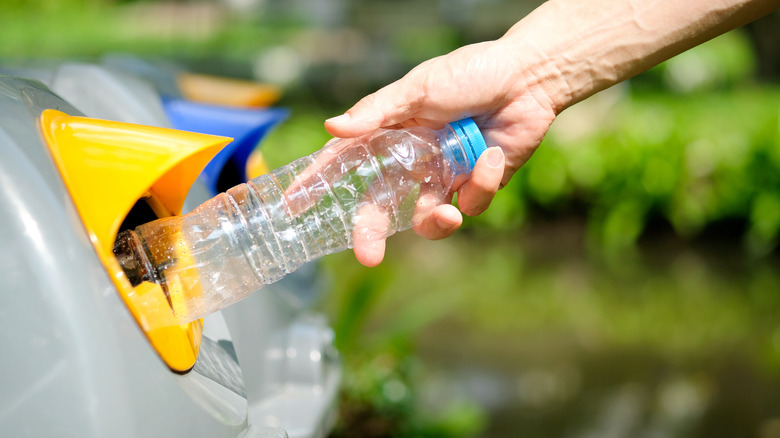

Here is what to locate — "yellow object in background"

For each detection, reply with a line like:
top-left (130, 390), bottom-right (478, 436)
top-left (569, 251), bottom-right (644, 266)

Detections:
top-left (178, 72), bottom-right (281, 108)
top-left (246, 149), bottom-right (270, 179)
top-left (40, 109), bottom-right (232, 372)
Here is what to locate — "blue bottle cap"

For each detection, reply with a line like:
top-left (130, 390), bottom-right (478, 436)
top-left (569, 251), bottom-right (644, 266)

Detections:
top-left (448, 118), bottom-right (487, 169)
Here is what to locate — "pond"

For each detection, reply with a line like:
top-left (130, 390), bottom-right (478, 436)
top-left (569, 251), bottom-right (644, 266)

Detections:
top-left (325, 218), bottom-right (780, 438)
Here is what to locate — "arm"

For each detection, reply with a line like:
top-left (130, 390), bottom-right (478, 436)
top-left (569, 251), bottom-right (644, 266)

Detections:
top-left (326, 0), bottom-right (779, 266)
top-left (509, 0), bottom-right (780, 112)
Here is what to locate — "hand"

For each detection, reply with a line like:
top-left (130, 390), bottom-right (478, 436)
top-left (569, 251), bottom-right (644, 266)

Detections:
top-left (323, 0), bottom-right (776, 267)
top-left (325, 39), bottom-right (559, 266)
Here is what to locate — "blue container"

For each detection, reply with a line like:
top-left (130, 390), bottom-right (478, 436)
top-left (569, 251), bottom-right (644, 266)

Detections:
top-left (164, 97), bottom-right (289, 194)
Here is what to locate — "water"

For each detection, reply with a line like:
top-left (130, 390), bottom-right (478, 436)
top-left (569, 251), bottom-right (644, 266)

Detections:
top-left (326, 221), bottom-right (780, 438)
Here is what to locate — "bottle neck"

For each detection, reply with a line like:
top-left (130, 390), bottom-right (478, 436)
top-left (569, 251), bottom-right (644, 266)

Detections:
top-left (113, 229), bottom-right (161, 287)
top-left (438, 125), bottom-right (473, 177)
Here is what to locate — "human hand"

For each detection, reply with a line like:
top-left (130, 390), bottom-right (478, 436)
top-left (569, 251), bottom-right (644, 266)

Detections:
top-left (322, 0), bottom-right (779, 267)
top-left (325, 39), bottom-right (560, 266)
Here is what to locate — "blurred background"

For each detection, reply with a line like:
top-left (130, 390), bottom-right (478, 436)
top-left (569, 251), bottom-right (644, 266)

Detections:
top-left (3, 0), bottom-right (780, 437)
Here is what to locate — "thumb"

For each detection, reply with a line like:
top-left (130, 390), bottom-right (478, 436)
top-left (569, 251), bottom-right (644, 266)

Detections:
top-left (325, 77), bottom-right (420, 138)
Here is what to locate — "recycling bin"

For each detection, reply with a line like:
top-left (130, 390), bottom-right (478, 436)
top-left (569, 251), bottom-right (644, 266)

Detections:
top-left (0, 75), bottom-right (340, 438)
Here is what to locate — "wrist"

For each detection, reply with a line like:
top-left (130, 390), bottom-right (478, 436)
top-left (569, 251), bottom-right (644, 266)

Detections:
top-left (497, 0), bottom-right (594, 115)
top-left (495, 32), bottom-right (572, 116)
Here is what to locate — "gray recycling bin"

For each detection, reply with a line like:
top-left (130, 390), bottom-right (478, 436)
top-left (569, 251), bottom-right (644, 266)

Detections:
top-left (0, 74), bottom-right (340, 438)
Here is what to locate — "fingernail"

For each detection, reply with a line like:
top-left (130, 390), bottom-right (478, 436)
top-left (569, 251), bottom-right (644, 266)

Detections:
top-left (486, 147), bottom-right (504, 168)
top-left (326, 113), bottom-right (351, 124)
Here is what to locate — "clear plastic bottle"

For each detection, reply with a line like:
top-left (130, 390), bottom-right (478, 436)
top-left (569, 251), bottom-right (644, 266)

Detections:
top-left (113, 118), bottom-right (487, 323)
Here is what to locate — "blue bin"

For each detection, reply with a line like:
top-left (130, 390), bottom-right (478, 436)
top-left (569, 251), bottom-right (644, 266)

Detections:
top-left (164, 97), bottom-right (289, 194)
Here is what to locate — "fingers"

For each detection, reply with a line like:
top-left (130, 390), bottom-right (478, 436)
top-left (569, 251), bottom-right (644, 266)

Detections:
top-left (456, 147), bottom-right (505, 216)
top-left (410, 146), bottom-right (504, 241)
top-left (325, 77), bottom-right (421, 138)
top-left (412, 204), bottom-right (462, 240)
top-left (352, 146), bottom-right (505, 267)
top-left (350, 147), bottom-right (504, 266)
top-left (325, 109), bottom-right (381, 138)
top-left (354, 239), bottom-right (386, 268)
top-left (354, 203), bottom-right (463, 266)
top-left (352, 204), bottom-right (391, 267)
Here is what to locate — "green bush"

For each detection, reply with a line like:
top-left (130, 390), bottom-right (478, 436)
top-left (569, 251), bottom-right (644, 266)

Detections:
top-left (468, 85), bottom-right (780, 257)
top-left (463, 31), bottom-right (780, 257)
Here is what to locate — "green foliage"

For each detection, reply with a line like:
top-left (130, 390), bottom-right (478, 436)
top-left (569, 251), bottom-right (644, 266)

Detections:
top-left (260, 109), bottom-right (334, 166)
top-left (391, 26), bottom-right (462, 65)
top-left (635, 30), bottom-right (757, 93)
top-left (324, 260), bottom-right (487, 438)
top-left (464, 85), bottom-right (780, 258)
top-left (383, 32), bottom-right (773, 260)
top-left (0, 1), bottom-right (294, 59)
top-left (257, 29), bottom-right (780, 438)
top-left (660, 30), bottom-right (756, 93)
top-left (320, 227), bottom-right (780, 437)
top-left (331, 351), bottom-right (486, 438)
top-left (4, 4), bottom-right (776, 433)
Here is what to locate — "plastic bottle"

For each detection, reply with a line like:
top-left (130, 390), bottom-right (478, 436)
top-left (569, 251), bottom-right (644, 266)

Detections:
top-left (113, 118), bottom-right (487, 323)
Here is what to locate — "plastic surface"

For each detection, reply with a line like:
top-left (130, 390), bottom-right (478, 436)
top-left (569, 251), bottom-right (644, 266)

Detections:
top-left (1, 62), bottom-right (172, 129)
top-left (0, 65), bottom-right (55, 85)
top-left (164, 97), bottom-right (288, 194)
top-left (40, 108), bottom-right (231, 371)
top-left (0, 75), bottom-right (278, 438)
top-left (222, 292), bottom-right (340, 438)
top-left (114, 120), bottom-right (484, 323)
top-left (39, 109), bottom-right (231, 255)
top-left (449, 117), bottom-right (488, 168)
top-left (101, 53), bottom-right (184, 98)
top-left (1, 74), bottom-right (338, 438)
top-left (50, 63), bottom-right (172, 128)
